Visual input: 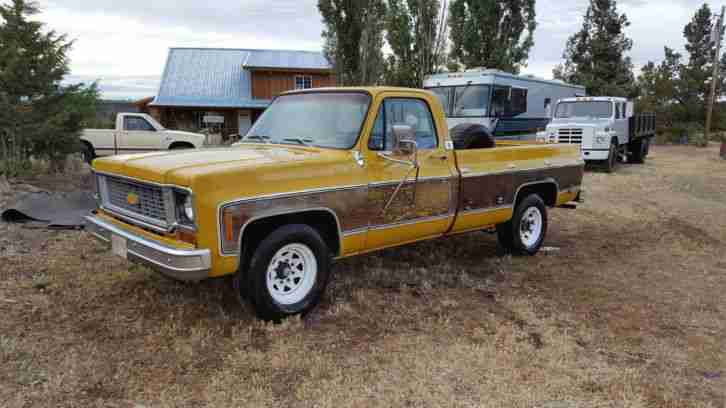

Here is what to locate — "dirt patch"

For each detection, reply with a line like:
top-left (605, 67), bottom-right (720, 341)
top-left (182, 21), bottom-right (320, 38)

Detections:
top-left (1, 145), bottom-right (726, 407)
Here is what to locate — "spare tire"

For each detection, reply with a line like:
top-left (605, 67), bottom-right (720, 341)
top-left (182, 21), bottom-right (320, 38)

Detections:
top-left (450, 123), bottom-right (496, 150)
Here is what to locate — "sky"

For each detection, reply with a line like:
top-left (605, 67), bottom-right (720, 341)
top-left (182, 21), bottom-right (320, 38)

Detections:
top-left (27, 0), bottom-right (720, 100)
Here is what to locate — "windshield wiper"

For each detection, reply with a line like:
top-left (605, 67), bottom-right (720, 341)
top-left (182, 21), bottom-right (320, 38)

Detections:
top-left (281, 138), bottom-right (313, 146)
top-left (243, 135), bottom-right (271, 143)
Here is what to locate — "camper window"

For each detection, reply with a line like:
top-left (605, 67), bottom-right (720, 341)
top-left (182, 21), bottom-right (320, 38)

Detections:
top-left (490, 86), bottom-right (510, 117)
top-left (429, 87), bottom-right (453, 115)
top-left (453, 85), bottom-right (491, 117)
top-left (510, 88), bottom-right (528, 117)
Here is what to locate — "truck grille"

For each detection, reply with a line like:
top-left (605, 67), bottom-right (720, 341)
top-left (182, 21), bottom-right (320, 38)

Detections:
top-left (101, 175), bottom-right (169, 228)
top-left (557, 128), bottom-right (583, 144)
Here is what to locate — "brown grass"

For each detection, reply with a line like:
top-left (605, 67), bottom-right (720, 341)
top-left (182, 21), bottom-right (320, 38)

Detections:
top-left (1, 144), bottom-right (725, 407)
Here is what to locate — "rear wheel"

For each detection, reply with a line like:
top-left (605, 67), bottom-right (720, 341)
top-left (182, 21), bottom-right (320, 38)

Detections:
top-left (629, 139), bottom-right (646, 164)
top-left (81, 143), bottom-right (95, 165)
top-left (497, 194), bottom-right (548, 256)
top-left (242, 224), bottom-right (331, 321)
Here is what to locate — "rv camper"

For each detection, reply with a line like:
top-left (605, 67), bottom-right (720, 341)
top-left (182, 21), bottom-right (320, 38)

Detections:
top-left (423, 69), bottom-right (586, 139)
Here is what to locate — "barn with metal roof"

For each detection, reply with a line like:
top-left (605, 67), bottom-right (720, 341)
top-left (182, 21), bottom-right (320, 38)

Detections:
top-left (146, 48), bottom-right (334, 139)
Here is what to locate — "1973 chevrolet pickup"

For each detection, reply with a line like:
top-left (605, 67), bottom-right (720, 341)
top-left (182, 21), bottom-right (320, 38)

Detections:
top-left (85, 87), bottom-right (584, 320)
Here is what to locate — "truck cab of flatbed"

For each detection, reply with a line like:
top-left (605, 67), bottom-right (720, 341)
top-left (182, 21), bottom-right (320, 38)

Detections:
top-left (538, 96), bottom-right (656, 172)
top-left (85, 87), bottom-right (585, 321)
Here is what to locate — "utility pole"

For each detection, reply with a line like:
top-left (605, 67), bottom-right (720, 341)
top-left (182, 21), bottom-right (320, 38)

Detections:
top-left (705, 5), bottom-right (725, 156)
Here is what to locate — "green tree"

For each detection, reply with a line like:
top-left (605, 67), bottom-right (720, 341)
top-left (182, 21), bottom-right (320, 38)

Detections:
top-left (637, 4), bottom-right (726, 133)
top-left (318, 0), bottom-right (387, 86)
top-left (447, 0), bottom-right (536, 73)
top-left (0, 0), bottom-right (98, 175)
top-left (384, 0), bottom-right (448, 87)
top-left (554, 0), bottom-right (635, 97)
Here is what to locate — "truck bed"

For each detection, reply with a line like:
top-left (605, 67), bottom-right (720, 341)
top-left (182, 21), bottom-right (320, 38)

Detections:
top-left (629, 113), bottom-right (656, 139)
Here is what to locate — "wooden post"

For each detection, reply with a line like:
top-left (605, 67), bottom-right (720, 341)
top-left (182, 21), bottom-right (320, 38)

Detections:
top-left (706, 6), bottom-right (725, 148)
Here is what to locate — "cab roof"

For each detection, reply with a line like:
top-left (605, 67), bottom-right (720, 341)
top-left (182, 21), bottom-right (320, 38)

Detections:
top-left (281, 86), bottom-right (434, 98)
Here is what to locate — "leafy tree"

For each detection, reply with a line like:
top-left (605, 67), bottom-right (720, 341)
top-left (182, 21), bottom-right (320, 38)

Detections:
top-left (0, 0), bottom-right (98, 175)
top-left (554, 0), bottom-right (635, 97)
top-left (318, 0), bottom-right (387, 86)
top-left (637, 3), bottom-right (726, 134)
top-left (384, 0), bottom-right (449, 87)
top-left (447, 0), bottom-right (536, 73)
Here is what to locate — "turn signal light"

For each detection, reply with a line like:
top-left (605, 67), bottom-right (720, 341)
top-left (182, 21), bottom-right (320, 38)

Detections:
top-left (175, 228), bottom-right (197, 246)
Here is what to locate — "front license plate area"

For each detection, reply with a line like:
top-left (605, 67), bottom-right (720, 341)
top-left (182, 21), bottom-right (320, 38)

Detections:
top-left (111, 234), bottom-right (128, 260)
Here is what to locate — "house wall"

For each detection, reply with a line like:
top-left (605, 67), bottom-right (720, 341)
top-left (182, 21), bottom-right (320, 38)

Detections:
top-left (251, 70), bottom-right (335, 100)
top-left (152, 107), bottom-right (267, 139)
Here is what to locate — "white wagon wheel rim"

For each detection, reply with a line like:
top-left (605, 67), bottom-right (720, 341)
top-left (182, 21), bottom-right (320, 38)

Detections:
top-left (266, 243), bottom-right (317, 305)
top-left (519, 207), bottom-right (543, 248)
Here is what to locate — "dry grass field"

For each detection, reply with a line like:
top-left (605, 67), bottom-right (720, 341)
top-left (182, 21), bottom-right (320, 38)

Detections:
top-left (1, 144), bottom-right (725, 407)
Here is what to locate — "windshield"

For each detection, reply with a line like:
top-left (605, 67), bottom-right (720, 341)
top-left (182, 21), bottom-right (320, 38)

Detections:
top-left (242, 92), bottom-right (371, 149)
top-left (555, 101), bottom-right (613, 119)
top-left (425, 85), bottom-right (491, 117)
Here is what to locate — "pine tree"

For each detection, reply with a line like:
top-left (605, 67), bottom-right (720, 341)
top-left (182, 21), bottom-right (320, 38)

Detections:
top-left (554, 0), bottom-right (635, 97)
top-left (318, 0), bottom-right (387, 86)
top-left (637, 3), bottom-right (726, 128)
top-left (0, 0), bottom-right (98, 175)
top-left (447, 0), bottom-right (536, 73)
top-left (384, 0), bottom-right (448, 87)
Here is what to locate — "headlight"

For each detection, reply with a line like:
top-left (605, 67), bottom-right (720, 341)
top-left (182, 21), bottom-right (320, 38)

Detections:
top-left (604, 127), bottom-right (612, 133)
top-left (174, 190), bottom-right (195, 225)
top-left (596, 136), bottom-right (606, 144)
top-left (183, 195), bottom-right (194, 221)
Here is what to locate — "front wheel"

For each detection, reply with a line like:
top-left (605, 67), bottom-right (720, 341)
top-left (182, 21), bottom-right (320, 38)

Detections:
top-left (243, 224), bottom-right (331, 321)
top-left (81, 143), bottom-right (95, 165)
top-left (604, 141), bottom-right (618, 173)
top-left (496, 194), bottom-right (548, 256)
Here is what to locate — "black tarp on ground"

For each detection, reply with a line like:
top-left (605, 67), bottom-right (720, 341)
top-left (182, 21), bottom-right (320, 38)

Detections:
top-left (1, 191), bottom-right (96, 230)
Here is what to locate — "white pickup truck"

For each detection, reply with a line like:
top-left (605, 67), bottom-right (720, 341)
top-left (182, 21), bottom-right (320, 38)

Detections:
top-left (537, 97), bottom-right (655, 172)
top-left (80, 113), bottom-right (208, 163)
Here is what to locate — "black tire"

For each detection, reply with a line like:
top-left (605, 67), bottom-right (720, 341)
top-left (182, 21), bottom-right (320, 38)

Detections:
top-left (81, 143), bottom-right (95, 165)
top-left (604, 141), bottom-right (618, 173)
top-left (242, 224), bottom-right (331, 321)
top-left (496, 194), bottom-right (548, 256)
top-left (629, 139), bottom-right (645, 164)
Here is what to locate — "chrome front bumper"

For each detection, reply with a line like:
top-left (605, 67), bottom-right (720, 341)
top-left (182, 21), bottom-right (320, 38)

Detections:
top-left (84, 215), bottom-right (212, 282)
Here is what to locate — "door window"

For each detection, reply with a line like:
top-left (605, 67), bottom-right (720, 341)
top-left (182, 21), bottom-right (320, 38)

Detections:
top-left (368, 98), bottom-right (438, 151)
top-left (615, 103), bottom-right (621, 119)
top-left (124, 117), bottom-right (155, 131)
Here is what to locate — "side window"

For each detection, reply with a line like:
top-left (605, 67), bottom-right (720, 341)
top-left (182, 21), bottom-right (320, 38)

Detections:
top-left (368, 106), bottom-right (386, 151)
top-left (544, 98), bottom-right (552, 118)
top-left (621, 102), bottom-right (627, 118)
top-left (124, 117), bottom-right (154, 131)
top-left (368, 99), bottom-right (438, 151)
top-left (615, 103), bottom-right (621, 119)
top-left (510, 88), bottom-right (527, 116)
top-left (490, 86), bottom-right (510, 117)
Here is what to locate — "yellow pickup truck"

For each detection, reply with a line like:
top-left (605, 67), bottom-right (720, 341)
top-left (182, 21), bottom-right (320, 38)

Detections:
top-left (85, 87), bottom-right (584, 320)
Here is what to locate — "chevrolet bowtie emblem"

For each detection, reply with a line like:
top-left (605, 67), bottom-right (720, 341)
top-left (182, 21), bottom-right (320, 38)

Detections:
top-left (127, 192), bottom-right (140, 206)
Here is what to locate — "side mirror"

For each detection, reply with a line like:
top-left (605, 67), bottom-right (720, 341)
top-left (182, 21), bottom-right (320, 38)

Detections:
top-left (392, 125), bottom-right (418, 165)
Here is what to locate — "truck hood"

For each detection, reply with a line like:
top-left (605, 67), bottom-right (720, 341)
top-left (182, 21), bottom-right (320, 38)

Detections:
top-left (92, 144), bottom-right (342, 185)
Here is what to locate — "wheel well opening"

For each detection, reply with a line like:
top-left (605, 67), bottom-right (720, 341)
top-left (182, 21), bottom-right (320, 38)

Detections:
top-left (239, 210), bottom-right (341, 266)
top-left (169, 141), bottom-right (195, 149)
top-left (80, 139), bottom-right (93, 151)
top-left (515, 182), bottom-right (558, 207)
